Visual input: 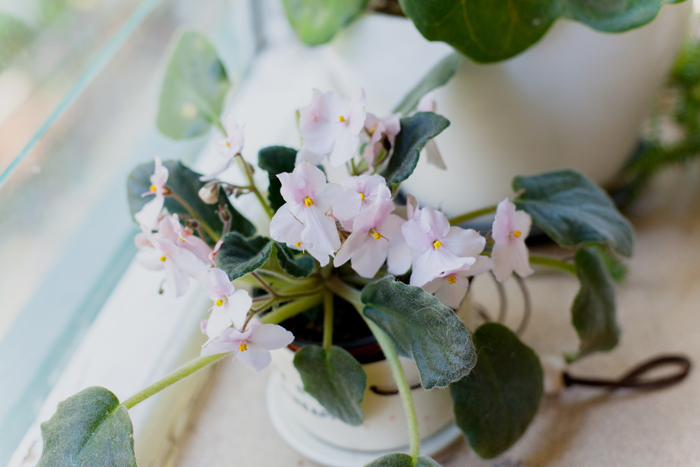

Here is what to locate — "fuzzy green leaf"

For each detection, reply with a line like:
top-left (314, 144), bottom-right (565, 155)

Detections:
top-left (514, 169), bottom-right (634, 257)
top-left (156, 30), bottom-right (230, 140)
top-left (294, 345), bottom-right (367, 426)
top-left (215, 233), bottom-right (273, 280)
top-left (282, 0), bottom-right (369, 45)
top-left (257, 146), bottom-right (297, 212)
top-left (381, 112), bottom-right (450, 188)
top-left (451, 323), bottom-right (543, 459)
top-left (275, 243), bottom-right (315, 278)
top-left (38, 387), bottom-right (136, 467)
top-left (361, 276), bottom-right (476, 390)
top-left (393, 53), bottom-right (461, 115)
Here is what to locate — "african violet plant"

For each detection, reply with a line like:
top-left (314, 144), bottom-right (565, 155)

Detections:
top-left (35, 31), bottom-right (634, 466)
top-left (283, 0), bottom-right (688, 62)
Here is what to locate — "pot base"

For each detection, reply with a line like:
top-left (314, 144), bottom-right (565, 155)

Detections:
top-left (266, 371), bottom-right (462, 467)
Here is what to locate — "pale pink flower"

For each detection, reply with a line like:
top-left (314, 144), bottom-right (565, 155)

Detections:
top-left (339, 174), bottom-right (392, 230)
top-left (269, 162), bottom-right (361, 266)
top-left (157, 214), bottom-right (213, 265)
top-left (385, 194), bottom-right (419, 276)
top-left (363, 112), bottom-right (401, 170)
top-left (201, 322), bottom-right (294, 373)
top-left (402, 206), bottom-right (485, 287)
top-left (298, 89), bottom-right (366, 167)
top-left (416, 93), bottom-right (446, 170)
top-left (334, 199), bottom-right (403, 278)
top-left (491, 198), bottom-right (534, 282)
top-left (423, 256), bottom-right (493, 309)
top-left (209, 239), bottom-right (223, 263)
top-left (135, 156), bottom-right (168, 230)
top-left (200, 114), bottom-right (245, 182)
top-left (199, 268), bottom-right (252, 340)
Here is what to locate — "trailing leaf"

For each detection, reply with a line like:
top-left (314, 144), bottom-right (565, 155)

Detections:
top-left (156, 30), bottom-right (230, 140)
top-left (257, 146), bottom-right (297, 212)
top-left (399, 0), bottom-right (684, 63)
top-left (365, 454), bottom-right (442, 466)
top-left (294, 344), bottom-right (367, 426)
top-left (38, 387), bottom-right (137, 467)
top-left (513, 169), bottom-right (634, 257)
top-left (451, 323), bottom-right (543, 459)
top-left (282, 0), bottom-right (369, 45)
top-left (275, 243), bottom-right (315, 278)
top-left (361, 276), bottom-right (476, 389)
top-left (393, 53), bottom-right (462, 115)
top-left (380, 112), bottom-right (450, 188)
top-left (215, 233), bottom-right (273, 280)
top-left (568, 247), bottom-right (620, 362)
top-left (217, 187), bottom-right (256, 237)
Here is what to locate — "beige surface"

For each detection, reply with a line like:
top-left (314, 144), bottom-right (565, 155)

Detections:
top-left (174, 170), bottom-right (700, 467)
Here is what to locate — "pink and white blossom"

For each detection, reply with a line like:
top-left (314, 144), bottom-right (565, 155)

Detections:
top-left (416, 93), bottom-right (446, 170)
top-left (269, 162), bottom-right (361, 266)
top-left (199, 268), bottom-right (252, 340)
top-left (200, 114), bottom-right (245, 181)
top-left (339, 174), bottom-right (392, 229)
top-left (423, 256), bottom-right (493, 309)
top-left (402, 206), bottom-right (485, 287)
top-left (298, 89), bottom-right (366, 167)
top-left (334, 198), bottom-right (403, 278)
top-left (201, 323), bottom-right (294, 372)
top-left (157, 214), bottom-right (213, 265)
top-left (363, 112), bottom-right (401, 170)
top-left (135, 156), bottom-right (168, 230)
top-left (385, 194), bottom-right (419, 276)
top-left (491, 198), bottom-right (534, 282)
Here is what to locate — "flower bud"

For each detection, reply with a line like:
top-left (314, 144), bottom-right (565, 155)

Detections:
top-left (198, 181), bottom-right (219, 204)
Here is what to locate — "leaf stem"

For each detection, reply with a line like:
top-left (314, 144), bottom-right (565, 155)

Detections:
top-left (260, 294), bottom-right (324, 324)
top-left (322, 291), bottom-right (334, 351)
top-left (235, 154), bottom-right (274, 219)
top-left (529, 255), bottom-right (577, 275)
top-left (168, 190), bottom-right (219, 241)
top-left (122, 352), bottom-right (228, 410)
top-left (448, 204), bottom-right (498, 226)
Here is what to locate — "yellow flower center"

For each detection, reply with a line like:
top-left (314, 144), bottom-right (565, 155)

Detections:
top-left (159, 256), bottom-right (166, 262)
top-left (338, 115), bottom-right (346, 122)
top-left (150, 185), bottom-right (157, 192)
top-left (239, 342), bottom-right (248, 352)
top-left (225, 141), bottom-right (231, 147)
top-left (294, 242), bottom-right (302, 247)
top-left (433, 240), bottom-right (442, 249)
top-left (304, 197), bottom-right (314, 207)
top-left (373, 231), bottom-right (382, 240)
top-left (513, 230), bottom-right (522, 238)
top-left (359, 192), bottom-right (365, 200)
top-left (178, 236), bottom-right (185, 242)
top-left (369, 125), bottom-right (377, 134)
top-left (216, 299), bottom-right (223, 307)
top-left (447, 276), bottom-right (457, 285)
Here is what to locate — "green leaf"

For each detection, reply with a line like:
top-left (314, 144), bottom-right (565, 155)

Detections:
top-left (38, 387), bottom-right (137, 467)
top-left (275, 243), bottom-right (315, 278)
top-left (513, 169), bottom-right (634, 257)
top-left (0, 14), bottom-right (34, 73)
top-left (217, 187), bottom-right (256, 237)
top-left (294, 345), bottom-right (367, 426)
top-left (451, 323), bottom-right (543, 459)
top-left (393, 53), bottom-right (461, 115)
top-left (282, 0), bottom-right (369, 46)
top-left (257, 146), bottom-right (297, 212)
top-left (215, 232), bottom-right (273, 280)
top-left (399, 0), bottom-right (685, 63)
top-left (361, 276), bottom-right (476, 390)
top-left (156, 30), bottom-right (230, 140)
top-left (365, 454), bottom-right (442, 467)
top-left (568, 247), bottom-right (620, 362)
top-left (381, 112), bottom-right (450, 188)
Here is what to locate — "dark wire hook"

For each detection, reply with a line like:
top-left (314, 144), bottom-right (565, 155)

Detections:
top-left (563, 355), bottom-right (691, 391)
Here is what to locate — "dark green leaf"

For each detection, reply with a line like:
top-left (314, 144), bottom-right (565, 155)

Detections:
top-left (568, 247), bottom-right (620, 362)
top-left (294, 345), bottom-right (367, 426)
top-left (361, 276), bottom-right (476, 390)
top-left (275, 243), bottom-right (315, 278)
top-left (215, 232), bottom-right (273, 280)
top-left (399, 0), bottom-right (684, 63)
top-left (217, 187), bottom-right (256, 237)
top-left (514, 169), bottom-right (634, 257)
top-left (38, 387), bottom-right (136, 467)
top-left (451, 323), bottom-right (543, 459)
top-left (365, 454), bottom-right (442, 467)
top-left (282, 0), bottom-right (369, 45)
top-left (0, 14), bottom-right (34, 73)
top-left (381, 112), bottom-right (450, 188)
top-left (258, 146), bottom-right (297, 212)
top-left (156, 30), bottom-right (230, 140)
top-left (393, 53), bottom-right (461, 115)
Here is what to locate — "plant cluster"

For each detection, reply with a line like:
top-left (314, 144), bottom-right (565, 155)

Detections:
top-left (35, 31), bottom-right (635, 467)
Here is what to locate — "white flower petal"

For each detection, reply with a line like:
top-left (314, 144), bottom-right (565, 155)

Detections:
top-left (237, 344), bottom-right (272, 373)
top-left (248, 323), bottom-right (295, 349)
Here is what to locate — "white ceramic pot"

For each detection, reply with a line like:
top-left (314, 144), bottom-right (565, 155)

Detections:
top-left (324, 3), bottom-right (692, 215)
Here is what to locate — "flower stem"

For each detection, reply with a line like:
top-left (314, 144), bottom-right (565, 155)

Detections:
top-left (121, 352), bottom-right (228, 410)
top-left (235, 155), bottom-right (274, 219)
top-left (448, 204), bottom-right (498, 226)
top-left (259, 294), bottom-right (324, 325)
top-left (168, 191), bottom-right (220, 241)
top-left (322, 291), bottom-right (334, 351)
top-left (529, 255), bottom-right (577, 275)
